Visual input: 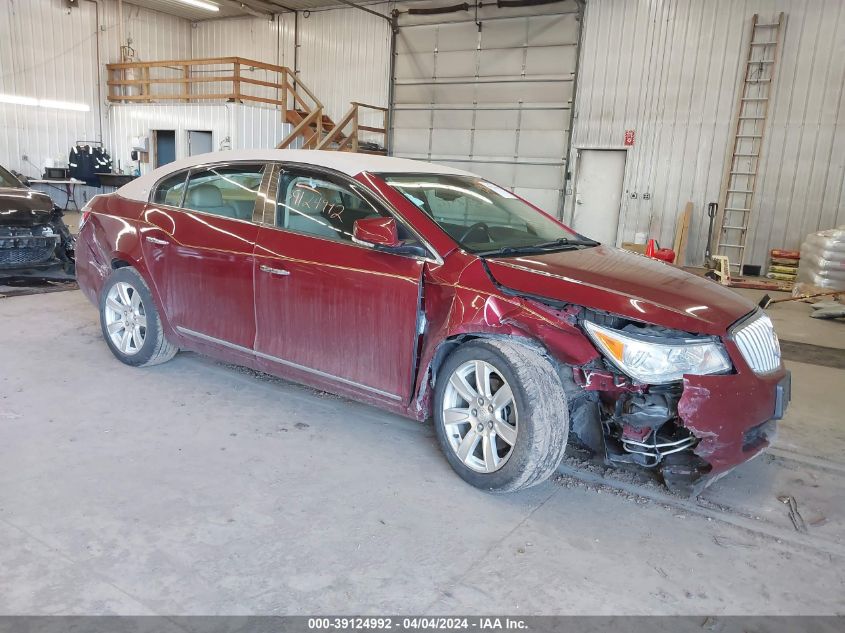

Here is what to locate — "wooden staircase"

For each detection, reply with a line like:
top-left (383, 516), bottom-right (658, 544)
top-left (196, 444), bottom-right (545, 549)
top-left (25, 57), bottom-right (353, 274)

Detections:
top-left (104, 56), bottom-right (387, 155)
top-left (279, 100), bottom-right (388, 154)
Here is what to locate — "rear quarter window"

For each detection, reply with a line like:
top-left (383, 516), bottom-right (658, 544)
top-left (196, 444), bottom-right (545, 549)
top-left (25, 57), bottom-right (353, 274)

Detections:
top-left (152, 171), bottom-right (189, 206)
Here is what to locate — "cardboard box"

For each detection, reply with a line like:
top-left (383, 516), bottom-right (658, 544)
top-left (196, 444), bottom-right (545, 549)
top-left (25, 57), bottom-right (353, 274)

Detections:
top-left (621, 242), bottom-right (647, 254)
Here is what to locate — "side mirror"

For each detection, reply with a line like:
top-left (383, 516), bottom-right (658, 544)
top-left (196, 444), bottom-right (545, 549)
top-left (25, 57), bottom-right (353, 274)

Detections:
top-left (353, 217), bottom-right (401, 248)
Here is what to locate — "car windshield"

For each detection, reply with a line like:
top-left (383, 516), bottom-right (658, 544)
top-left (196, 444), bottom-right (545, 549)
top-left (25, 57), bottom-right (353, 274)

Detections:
top-left (0, 165), bottom-right (23, 188)
top-left (382, 173), bottom-right (596, 255)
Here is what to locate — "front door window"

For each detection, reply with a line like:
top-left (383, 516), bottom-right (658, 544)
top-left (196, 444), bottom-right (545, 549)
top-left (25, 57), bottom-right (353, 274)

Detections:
top-left (276, 172), bottom-right (383, 242)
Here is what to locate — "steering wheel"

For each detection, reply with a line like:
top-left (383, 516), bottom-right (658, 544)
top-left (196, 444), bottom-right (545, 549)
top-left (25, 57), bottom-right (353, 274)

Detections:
top-left (458, 221), bottom-right (493, 243)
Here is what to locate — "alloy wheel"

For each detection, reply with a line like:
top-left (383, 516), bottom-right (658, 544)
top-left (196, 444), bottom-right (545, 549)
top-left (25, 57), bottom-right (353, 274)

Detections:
top-left (441, 359), bottom-right (518, 473)
top-left (104, 281), bottom-right (147, 355)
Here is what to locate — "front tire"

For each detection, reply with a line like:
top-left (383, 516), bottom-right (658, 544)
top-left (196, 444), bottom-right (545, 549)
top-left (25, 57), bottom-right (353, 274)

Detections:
top-left (433, 339), bottom-right (569, 493)
top-left (99, 267), bottom-right (177, 367)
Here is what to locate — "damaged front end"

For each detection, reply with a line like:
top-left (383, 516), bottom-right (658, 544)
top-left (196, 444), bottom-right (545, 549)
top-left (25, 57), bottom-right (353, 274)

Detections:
top-left (567, 310), bottom-right (789, 496)
top-left (0, 188), bottom-right (75, 280)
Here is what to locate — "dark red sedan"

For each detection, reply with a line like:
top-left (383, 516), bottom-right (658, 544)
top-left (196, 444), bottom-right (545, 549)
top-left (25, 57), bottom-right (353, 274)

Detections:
top-left (76, 150), bottom-right (789, 494)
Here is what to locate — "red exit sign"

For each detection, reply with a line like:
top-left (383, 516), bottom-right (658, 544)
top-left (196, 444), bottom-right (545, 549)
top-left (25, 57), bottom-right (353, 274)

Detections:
top-left (624, 129), bottom-right (635, 146)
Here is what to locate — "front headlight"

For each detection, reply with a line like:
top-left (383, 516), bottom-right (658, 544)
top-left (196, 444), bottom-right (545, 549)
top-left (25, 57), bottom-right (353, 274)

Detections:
top-left (583, 321), bottom-right (731, 384)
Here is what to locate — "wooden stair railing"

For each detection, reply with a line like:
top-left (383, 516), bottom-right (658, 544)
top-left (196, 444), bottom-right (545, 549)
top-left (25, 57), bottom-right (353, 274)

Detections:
top-left (315, 102), bottom-right (388, 154)
top-left (278, 74), bottom-right (331, 149)
top-left (105, 57), bottom-right (387, 154)
top-left (278, 107), bottom-right (325, 149)
top-left (106, 57), bottom-right (296, 107)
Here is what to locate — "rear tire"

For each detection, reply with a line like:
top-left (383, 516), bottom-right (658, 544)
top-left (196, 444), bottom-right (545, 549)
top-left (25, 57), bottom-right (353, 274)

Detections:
top-left (99, 267), bottom-right (177, 367)
top-left (433, 339), bottom-right (569, 493)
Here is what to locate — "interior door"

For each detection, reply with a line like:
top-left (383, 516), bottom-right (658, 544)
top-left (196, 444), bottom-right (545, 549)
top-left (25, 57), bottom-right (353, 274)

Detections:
top-left (187, 130), bottom-right (213, 156)
top-left (572, 149), bottom-right (626, 245)
top-left (142, 163), bottom-right (266, 349)
top-left (153, 130), bottom-right (176, 167)
top-left (253, 168), bottom-right (425, 403)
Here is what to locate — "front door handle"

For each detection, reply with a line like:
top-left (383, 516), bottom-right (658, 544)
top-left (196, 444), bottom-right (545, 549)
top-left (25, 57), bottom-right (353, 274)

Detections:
top-left (145, 236), bottom-right (169, 246)
top-left (260, 264), bottom-right (291, 276)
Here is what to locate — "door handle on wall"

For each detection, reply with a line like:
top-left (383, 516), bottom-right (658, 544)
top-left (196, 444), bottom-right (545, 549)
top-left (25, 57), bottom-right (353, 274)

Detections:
top-left (145, 236), bottom-right (169, 246)
top-left (260, 264), bottom-right (291, 276)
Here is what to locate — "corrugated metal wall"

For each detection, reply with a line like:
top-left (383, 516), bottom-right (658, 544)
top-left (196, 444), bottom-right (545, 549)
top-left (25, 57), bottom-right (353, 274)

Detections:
top-left (571, 0), bottom-right (845, 267)
top-left (189, 14), bottom-right (294, 103)
top-left (108, 102), bottom-right (290, 169)
top-left (0, 0), bottom-right (190, 205)
top-left (189, 7), bottom-right (390, 137)
top-left (0, 0), bottom-right (101, 182)
top-left (234, 104), bottom-right (290, 150)
top-left (191, 14), bottom-right (294, 67)
top-left (101, 1), bottom-right (191, 63)
top-left (108, 103), bottom-right (231, 166)
top-left (0, 0), bottom-right (390, 186)
top-left (189, 7), bottom-right (391, 122)
top-left (297, 4), bottom-right (392, 123)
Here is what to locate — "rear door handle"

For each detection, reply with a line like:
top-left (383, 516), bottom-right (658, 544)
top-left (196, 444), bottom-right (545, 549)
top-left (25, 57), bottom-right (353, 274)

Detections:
top-left (260, 264), bottom-right (290, 276)
top-left (145, 236), bottom-right (169, 246)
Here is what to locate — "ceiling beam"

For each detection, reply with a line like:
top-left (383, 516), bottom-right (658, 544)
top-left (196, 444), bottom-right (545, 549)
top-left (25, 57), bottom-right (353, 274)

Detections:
top-left (332, 0), bottom-right (392, 22)
top-left (263, 0), bottom-right (296, 11)
top-left (240, 0), bottom-right (290, 12)
top-left (221, 0), bottom-right (268, 17)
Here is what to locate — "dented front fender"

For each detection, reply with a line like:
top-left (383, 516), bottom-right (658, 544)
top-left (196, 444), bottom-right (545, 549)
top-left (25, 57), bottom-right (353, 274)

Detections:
top-left (411, 255), bottom-right (598, 419)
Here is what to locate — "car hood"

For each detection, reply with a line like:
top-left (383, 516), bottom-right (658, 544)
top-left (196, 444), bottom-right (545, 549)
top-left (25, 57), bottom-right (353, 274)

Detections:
top-left (485, 245), bottom-right (756, 335)
top-left (0, 187), bottom-right (54, 226)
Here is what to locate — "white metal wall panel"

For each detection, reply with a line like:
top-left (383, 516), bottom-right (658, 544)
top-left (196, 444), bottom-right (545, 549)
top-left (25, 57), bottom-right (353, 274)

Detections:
top-left (235, 104), bottom-right (291, 150)
top-left (190, 8), bottom-right (387, 144)
top-left (571, 0), bottom-right (845, 266)
top-left (100, 2), bottom-right (192, 98)
top-left (0, 0), bottom-right (386, 179)
top-left (108, 103), bottom-right (233, 172)
top-left (0, 0), bottom-right (101, 188)
top-left (297, 3), bottom-right (391, 128)
top-left (191, 14), bottom-right (295, 65)
top-left (0, 0), bottom-right (190, 205)
top-left (102, 1), bottom-right (192, 63)
top-left (189, 14), bottom-right (295, 103)
top-left (392, 1), bottom-right (580, 213)
top-left (108, 103), bottom-right (291, 173)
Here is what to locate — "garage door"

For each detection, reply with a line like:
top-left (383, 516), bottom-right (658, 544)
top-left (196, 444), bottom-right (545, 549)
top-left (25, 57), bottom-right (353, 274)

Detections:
top-left (391, 0), bottom-right (580, 216)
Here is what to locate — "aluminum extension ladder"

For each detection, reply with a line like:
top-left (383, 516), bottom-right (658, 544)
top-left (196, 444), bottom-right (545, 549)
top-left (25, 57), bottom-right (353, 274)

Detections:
top-left (716, 12), bottom-right (786, 272)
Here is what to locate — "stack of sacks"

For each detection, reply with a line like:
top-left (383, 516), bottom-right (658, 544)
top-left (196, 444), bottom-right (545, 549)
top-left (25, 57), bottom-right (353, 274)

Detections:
top-left (794, 226), bottom-right (845, 295)
top-left (767, 249), bottom-right (800, 283)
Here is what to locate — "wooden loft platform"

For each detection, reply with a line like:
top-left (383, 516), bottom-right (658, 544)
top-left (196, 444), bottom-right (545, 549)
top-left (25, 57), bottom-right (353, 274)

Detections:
top-left (106, 56), bottom-right (387, 154)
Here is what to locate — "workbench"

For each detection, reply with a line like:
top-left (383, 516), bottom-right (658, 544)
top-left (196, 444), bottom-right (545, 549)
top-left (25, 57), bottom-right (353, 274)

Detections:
top-left (28, 178), bottom-right (86, 211)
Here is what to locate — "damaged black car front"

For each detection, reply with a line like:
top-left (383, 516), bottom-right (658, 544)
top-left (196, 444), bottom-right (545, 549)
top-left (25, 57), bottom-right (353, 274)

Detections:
top-left (0, 165), bottom-right (75, 280)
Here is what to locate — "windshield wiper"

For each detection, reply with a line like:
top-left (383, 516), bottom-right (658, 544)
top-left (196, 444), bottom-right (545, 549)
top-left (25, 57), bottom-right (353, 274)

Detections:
top-left (476, 237), bottom-right (599, 257)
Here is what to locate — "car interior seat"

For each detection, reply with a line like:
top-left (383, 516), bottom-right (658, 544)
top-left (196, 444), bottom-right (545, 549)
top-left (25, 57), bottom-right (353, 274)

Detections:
top-left (185, 184), bottom-right (238, 219)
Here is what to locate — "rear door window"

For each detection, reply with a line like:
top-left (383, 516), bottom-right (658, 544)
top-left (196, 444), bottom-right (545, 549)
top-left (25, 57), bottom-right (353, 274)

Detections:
top-left (183, 164), bottom-right (266, 221)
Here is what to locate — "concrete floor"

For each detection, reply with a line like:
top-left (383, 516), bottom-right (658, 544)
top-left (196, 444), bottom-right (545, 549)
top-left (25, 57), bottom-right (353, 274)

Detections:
top-left (0, 289), bottom-right (844, 615)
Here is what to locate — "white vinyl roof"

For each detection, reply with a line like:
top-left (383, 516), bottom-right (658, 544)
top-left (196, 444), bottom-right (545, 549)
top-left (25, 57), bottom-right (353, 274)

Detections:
top-left (118, 149), bottom-right (473, 202)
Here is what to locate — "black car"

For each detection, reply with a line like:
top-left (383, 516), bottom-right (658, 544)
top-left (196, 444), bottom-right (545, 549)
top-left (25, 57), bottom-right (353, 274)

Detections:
top-left (0, 164), bottom-right (75, 279)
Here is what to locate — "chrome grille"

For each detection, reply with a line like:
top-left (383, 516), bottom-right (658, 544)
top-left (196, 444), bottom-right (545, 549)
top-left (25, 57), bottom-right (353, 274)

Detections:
top-left (733, 310), bottom-right (781, 374)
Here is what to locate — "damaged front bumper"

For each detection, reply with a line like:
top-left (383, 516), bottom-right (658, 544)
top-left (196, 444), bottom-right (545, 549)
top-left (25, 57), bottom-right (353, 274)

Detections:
top-left (0, 224), bottom-right (75, 280)
top-left (571, 360), bottom-right (791, 495)
top-left (678, 365), bottom-right (790, 481)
